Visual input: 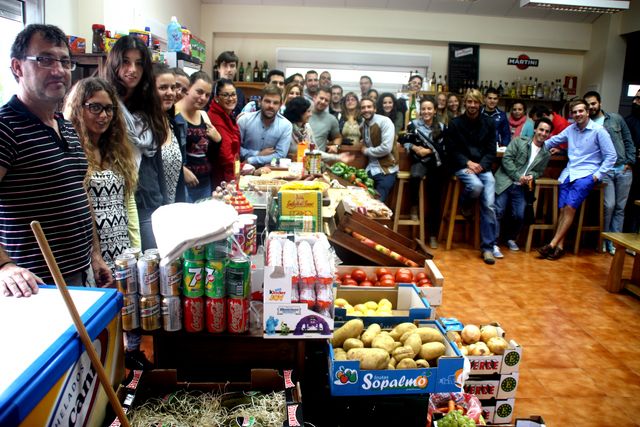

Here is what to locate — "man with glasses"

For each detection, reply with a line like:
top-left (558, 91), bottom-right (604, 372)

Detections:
top-left (0, 24), bottom-right (112, 297)
top-left (240, 69), bottom-right (286, 114)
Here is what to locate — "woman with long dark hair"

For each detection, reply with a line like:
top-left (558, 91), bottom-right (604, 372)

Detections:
top-left (377, 92), bottom-right (403, 135)
top-left (207, 78), bottom-right (240, 188)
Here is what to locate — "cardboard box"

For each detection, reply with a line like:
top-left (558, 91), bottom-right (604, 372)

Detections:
top-left (464, 372), bottom-right (519, 400)
top-left (328, 320), bottom-right (464, 396)
top-left (337, 259), bottom-right (444, 306)
top-left (278, 190), bottom-right (322, 232)
top-left (480, 398), bottom-right (516, 424)
top-left (334, 284), bottom-right (432, 327)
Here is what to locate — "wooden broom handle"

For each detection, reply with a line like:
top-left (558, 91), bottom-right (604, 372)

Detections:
top-left (30, 221), bottom-right (130, 427)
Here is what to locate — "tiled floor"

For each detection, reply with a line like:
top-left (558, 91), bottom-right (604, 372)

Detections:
top-left (434, 244), bottom-right (640, 427)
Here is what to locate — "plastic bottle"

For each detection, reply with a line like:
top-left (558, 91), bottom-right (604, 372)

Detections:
top-left (180, 26), bottom-right (191, 55)
top-left (91, 24), bottom-right (105, 53)
top-left (167, 16), bottom-right (182, 52)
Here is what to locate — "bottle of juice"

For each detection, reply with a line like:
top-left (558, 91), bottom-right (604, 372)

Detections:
top-left (297, 139), bottom-right (309, 163)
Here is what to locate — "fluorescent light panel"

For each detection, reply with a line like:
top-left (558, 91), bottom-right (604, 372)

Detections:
top-left (520, 0), bottom-right (630, 13)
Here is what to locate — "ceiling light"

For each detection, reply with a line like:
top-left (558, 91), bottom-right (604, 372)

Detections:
top-left (520, 0), bottom-right (630, 13)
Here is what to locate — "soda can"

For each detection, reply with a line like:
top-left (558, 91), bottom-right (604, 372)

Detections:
top-left (160, 258), bottom-right (183, 296)
top-left (205, 259), bottom-right (226, 298)
top-left (227, 297), bottom-right (249, 333)
top-left (114, 253), bottom-right (138, 294)
top-left (205, 297), bottom-right (226, 333)
top-left (121, 293), bottom-right (139, 331)
top-left (139, 294), bottom-right (161, 331)
top-left (124, 247), bottom-right (142, 259)
top-left (183, 296), bottom-right (204, 333)
top-left (137, 254), bottom-right (159, 296)
top-left (225, 257), bottom-right (250, 298)
top-left (161, 295), bottom-right (182, 332)
top-left (206, 239), bottom-right (230, 260)
top-left (183, 245), bottom-right (205, 261)
top-left (183, 259), bottom-right (205, 297)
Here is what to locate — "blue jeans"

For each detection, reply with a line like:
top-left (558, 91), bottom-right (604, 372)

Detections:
top-left (187, 179), bottom-right (212, 203)
top-left (603, 167), bottom-right (633, 233)
top-left (455, 169), bottom-right (497, 251)
top-left (494, 183), bottom-right (526, 242)
top-left (138, 208), bottom-right (158, 251)
top-left (369, 172), bottom-right (397, 203)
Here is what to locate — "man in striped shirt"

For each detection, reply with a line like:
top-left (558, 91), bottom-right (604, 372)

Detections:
top-left (0, 24), bottom-right (112, 297)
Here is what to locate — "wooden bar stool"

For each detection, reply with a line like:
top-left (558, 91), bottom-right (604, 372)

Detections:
top-left (573, 182), bottom-right (606, 255)
top-left (392, 171), bottom-right (425, 247)
top-left (525, 178), bottom-right (559, 252)
top-left (437, 176), bottom-right (480, 250)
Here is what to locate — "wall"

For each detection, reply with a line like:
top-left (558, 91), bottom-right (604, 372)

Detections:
top-left (620, 0), bottom-right (640, 35)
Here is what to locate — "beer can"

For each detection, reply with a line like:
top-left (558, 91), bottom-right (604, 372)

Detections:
top-left (124, 247), bottom-right (142, 259)
top-left (206, 239), bottom-right (230, 260)
top-left (183, 296), bottom-right (204, 333)
top-left (182, 259), bottom-right (205, 297)
top-left (114, 253), bottom-right (138, 294)
top-left (205, 297), bottom-right (226, 333)
top-left (139, 294), bottom-right (161, 331)
top-left (121, 293), bottom-right (140, 331)
top-left (160, 258), bottom-right (183, 296)
top-left (161, 295), bottom-right (182, 332)
top-left (225, 257), bottom-right (250, 298)
top-left (227, 297), bottom-right (249, 333)
top-left (137, 254), bottom-right (159, 296)
top-left (183, 245), bottom-right (205, 261)
top-left (205, 259), bottom-right (226, 298)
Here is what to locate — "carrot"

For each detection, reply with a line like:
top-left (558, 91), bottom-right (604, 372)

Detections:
top-left (448, 399), bottom-right (455, 413)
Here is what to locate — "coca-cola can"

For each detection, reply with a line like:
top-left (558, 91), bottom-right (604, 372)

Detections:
top-left (227, 297), bottom-right (249, 334)
top-left (205, 297), bottom-right (226, 333)
top-left (183, 296), bottom-right (204, 333)
top-left (161, 296), bottom-right (182, 332)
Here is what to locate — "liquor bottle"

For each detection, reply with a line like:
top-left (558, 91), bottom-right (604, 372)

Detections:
top-left (543, 80), bottom-right (550, 99)
top-left (510, 79), bottom-right (518, 98)
top-left (431, 72), bottom-right (436, 89)
top-left (238, 62), bottom-right (244, 82)
top-left (252, 60), bottom-right (259, 82)
top-left (536, 80), bottom-right (544, 99)
top-left (478, 80), bottom-right (484, 94)
top-left (262, 61), bottom-right (268, 82)
top-left (245, 65), bottom-right (252, 82)
top-left (497, 80), bottom-right (504, 97)
top-left (436, 75), bottom-right (443, 93)
top-left (443, 75), bottom-right (448, 92)
top-left (521, 78), bottom-right (528, 97)
top-left (504, 82), bottom-right (510, 98)
top-left (408, 92), bottom-right (417, 120)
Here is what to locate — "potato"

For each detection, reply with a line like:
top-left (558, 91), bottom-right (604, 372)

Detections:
top-left (347, 348), bottom-right (390, 370)
top-left (399, 331), bottom-right (413, 343)
top-left (388, 357), bottom-right (397, 368)
top-left (461, 325), bottom-right (481, 344)
top-left (378, 298), bottom-right (392, 310)
top-left (481, 325), bottom-right (500, 343)
top-left (405, 333), bottom-right (423, 355)
top-left (392, 345), bottom-right (416, 362)
top-left (361, 323), bottom-right (382, 347)
top-left (392, 341), bottom-right (402, 351)
top-left (486, 336), bottom-right (509, 355)
top-left (414, 327), bottom-right (445, 344)
top-left (396, 358), bottom-right (418, 369)
top-left (420, 342), bottom-right (446, 360)
top-left (334, 351), bottom-right (348, 361)
top-left (415, 359), bottom-right (430, 368)
top-left (390, 322), bottom-right (417, 340)
top-left (343, 338), bottom-right (364, 351)
top-left (331, 319), bottom-right (365, 348)
top-left (372, 334), bottom-right (396, 353)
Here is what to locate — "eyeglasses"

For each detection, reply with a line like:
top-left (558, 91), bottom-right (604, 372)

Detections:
top-left (25, 55), bottom-right (77, 71)
top-left (218, 92), bottom-right (237, 99)
top-left (83, 102), bottom-right (115, 116)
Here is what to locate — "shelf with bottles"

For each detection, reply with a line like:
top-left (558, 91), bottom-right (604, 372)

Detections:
top-left (218, 59), bottom-right (271, 83)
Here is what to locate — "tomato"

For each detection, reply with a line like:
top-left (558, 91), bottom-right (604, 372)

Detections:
top-left (360, 280), bottom-right (374, 287)
top-left (379, 278), bottom-right (395, 287)
top-left (417, 278), bottom-right (432, 287)
top-left (379, 274), bottom-right (394, 283)
top-left (375, 268), bottom-right (391, 279)
top-left (342, 278), bottom-right (358, 287)
top-left (342, 274), bottom-right (352, 281)
top-left (335, 278), bottom-right (342, 286)
top-left (351, 269), bottom-right (367, 283)
top-left (374, 281), bottom-right (381, 287)
top-left (395, 271), bottom-right (413, 283)
top-left (415, 272), bottom-right (428, 281)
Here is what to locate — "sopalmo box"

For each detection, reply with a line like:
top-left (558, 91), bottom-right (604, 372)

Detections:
top-left (328, 320), bottom-right (464, 396)
top-left (464, 372), bottom-right (519, 400)
top-left (0, 286), bottom-right (123, 426)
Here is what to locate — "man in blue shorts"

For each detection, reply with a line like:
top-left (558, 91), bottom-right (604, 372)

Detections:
top-left (537, 99), bottom-right (616, 260)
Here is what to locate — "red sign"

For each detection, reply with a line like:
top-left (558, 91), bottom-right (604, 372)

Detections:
top-left (507, 54), bottom-right (539, 70)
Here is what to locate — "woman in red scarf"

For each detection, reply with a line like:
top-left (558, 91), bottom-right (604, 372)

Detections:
top-left (508, 101), bottom-right (534, 139)
top-left (207, 78), bottom-right (241, 188)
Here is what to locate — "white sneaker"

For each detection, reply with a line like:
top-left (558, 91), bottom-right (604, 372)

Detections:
top-left (507, 240), bottom-right (520, 251)
top-left (493, 245), bottom-right (504, 259)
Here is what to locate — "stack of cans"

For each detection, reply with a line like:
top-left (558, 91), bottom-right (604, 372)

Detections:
top-left (204, 240), bottom-right (229, 333)
top-left (182, 245), bottom-right (205, 333)
top-left (138, 249), bottom-right (161, 331)
top-left (225, 250), bottom-right (251, 334)
top-left (160, 255), bottom-right (183, 332)
top-left (115, 252), bottom-right (139, 331)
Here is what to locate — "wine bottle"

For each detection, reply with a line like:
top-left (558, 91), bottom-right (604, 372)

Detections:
top-left (253, 60), bottom-right (259, 82)
top-left (497, 80), bottom-right (504, 97)
top-left (238, 62), bottom-right (244, 82)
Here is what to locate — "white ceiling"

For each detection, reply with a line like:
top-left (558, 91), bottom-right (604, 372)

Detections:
top-left (201, 0), bottom-right (605, 23)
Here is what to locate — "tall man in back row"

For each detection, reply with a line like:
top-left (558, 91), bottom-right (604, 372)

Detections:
top-left (538, 99), bottom-right (617, 260)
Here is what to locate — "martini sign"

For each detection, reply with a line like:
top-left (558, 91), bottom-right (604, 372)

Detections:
top-left (508, 54), bottom-right (539, 70)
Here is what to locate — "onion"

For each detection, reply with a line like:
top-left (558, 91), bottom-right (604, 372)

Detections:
top-left (461, 324), bottom-right (481, 344)
top-left (481, 325), bottom-right (500, 343)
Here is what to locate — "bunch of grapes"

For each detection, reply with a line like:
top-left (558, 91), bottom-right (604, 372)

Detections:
top-left (438, 410), bottom-right (476, 427)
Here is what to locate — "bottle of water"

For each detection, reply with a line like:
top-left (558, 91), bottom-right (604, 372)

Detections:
top-left (167, 16), bottom-right (182, 52)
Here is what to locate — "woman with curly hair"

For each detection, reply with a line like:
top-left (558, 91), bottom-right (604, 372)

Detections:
top-left (377, 92), bottom-right (404, 134)
top-left (65, 77), bottom-right (139, 268)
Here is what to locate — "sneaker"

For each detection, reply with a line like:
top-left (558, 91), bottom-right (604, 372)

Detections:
top-left (537, 244), bottom-right (553, 258)
top-left (482, 250), bottom-right (495, 265)
top-left (608, 245), bottom-right (616, 256)
top-left (125, 349), bottom-right (154, 371)
top-left (507, 240), bottom-right (519, 251)
top-left (546, 246), bottom-right (565, 260)
top-left (429, 236), bottom-right (438, 249)
top-left (626, 249), bottom-right (636, 256)
top-left (410, 206), bottom-right (419, 221)
top-left (492, 245), bottom-right (504, 259)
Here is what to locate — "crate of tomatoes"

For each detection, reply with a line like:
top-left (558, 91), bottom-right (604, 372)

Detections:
top-left (335, 260), bottom-right (443, 306)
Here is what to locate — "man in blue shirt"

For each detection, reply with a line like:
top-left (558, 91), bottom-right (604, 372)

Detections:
top-left (238, 84), bottom-right (292, 167)
top-left (538, 99), bottom-right (617, 260)
top-left (482, 87), bottom-right (511, 147)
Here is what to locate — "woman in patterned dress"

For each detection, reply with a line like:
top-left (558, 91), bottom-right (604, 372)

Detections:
top-left (65, 77), bottom-right (139, 269)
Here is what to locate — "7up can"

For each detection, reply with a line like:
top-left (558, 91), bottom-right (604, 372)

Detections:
top-left (182, 259), bottom-right (205, 297)
top-left (205, 259), bottom-right (226, 298)
top-left (225, 257), bottom-right (250, 298)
